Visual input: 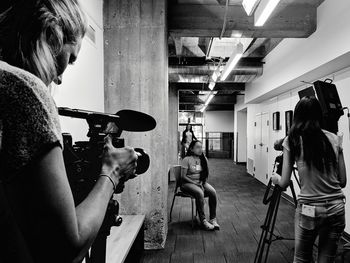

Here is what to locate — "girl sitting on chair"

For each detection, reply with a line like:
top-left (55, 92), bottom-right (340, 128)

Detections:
top-left (180, 140), bottom-right (219, 231)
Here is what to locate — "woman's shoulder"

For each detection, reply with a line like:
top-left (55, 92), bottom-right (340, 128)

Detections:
top-left (0, 60), bottom-right (49, 100)
top-left (182, 156), bottom-right (192, 161)
top-left (0, 60), bottom-right (59, 121)
top-left (181, 156), bottom-right (193, 165)
top-left (0, 61), bottom-right (62, 177)
top-left (322, 129), bottom-right (339, 146)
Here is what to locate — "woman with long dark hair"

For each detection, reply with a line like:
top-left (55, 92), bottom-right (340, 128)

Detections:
top-left (272, 96), bottom-right (347, 263)
top-left (181, 124), bottom-right (197, 158)
top-left (180, 140), bottom-right (219, 230)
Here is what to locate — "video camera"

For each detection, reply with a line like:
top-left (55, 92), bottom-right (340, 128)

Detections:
top-left (299, 79), bottom-right (345, 134)
top-left (57, 107), bottom-right (156, 262)
top-left (58, 107), bottom-right (156, 221)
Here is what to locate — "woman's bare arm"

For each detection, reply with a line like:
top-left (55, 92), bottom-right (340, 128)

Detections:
top-left (272, 148), bottom-right (293, 188)
top-left (35, 146), bottom-right (117, 262)
top-left (278, 148), bottom-right (293, 188)
top-left (181, 167), bottom-right (198, 185)
top-left (338, 149), bottom-right (347, 188)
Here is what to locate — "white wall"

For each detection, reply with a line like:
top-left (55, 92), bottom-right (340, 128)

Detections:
top-left (233, 96), bottom-right (248, 163)
top-left (204, 111), bottom-right (234, 133)
top-left (234, 0), bottom-right (350, 233)
top-left (245, 0), bottom-right (350, 104)
top-left (52, 0), bottom-right (104, 142)
top-left (243, 68), bottom-right (350, 233)
top-left (236, 110), bottom-right (247, 163)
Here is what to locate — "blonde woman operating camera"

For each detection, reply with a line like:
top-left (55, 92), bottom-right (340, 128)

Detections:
top-left (0, 1), bottom-right (137, 262)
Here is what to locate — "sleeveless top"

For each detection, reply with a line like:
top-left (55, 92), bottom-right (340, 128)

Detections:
top-left (283, 130), bottom-right (344, 203)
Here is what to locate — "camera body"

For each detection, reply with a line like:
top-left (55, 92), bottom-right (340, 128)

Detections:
top-left (62, 132), bottom-right (125, 205)
top-left (58, 107), bottom-right (156, 229)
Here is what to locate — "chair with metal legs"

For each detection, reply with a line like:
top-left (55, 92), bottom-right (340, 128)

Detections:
top-left (169, 165), bottom-right (207, 228)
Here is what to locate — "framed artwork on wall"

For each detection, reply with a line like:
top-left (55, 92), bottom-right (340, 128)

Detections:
top-left (272, 112), bottom-right (280, 130)
top-left (285, 110), bottom-right (293, 136)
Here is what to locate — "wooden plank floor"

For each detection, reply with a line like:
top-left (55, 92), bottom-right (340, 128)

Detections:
top-left (142, 159), bottom-right (346, 263)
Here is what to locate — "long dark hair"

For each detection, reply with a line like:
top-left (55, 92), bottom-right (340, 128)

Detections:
top-left (182, 124), bottom-right (196, 143)
top-left (184, 124), bottom-right (193, 132)
top-left (288, 96), bottom-right (336, 173)
top-left (186, 140), bottom-right (209, 182)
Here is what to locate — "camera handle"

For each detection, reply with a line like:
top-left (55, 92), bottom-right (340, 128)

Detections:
top-left (84, 200), bottom-right (121, 263)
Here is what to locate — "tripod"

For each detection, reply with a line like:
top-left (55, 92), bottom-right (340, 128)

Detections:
top-left (254, 168), bottom-right (300, 263)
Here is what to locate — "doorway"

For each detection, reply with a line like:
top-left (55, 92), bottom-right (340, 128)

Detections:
top-left (235, 108), bottom-right (247, 164)
top-left (254, 112), bottom-right (270, 185)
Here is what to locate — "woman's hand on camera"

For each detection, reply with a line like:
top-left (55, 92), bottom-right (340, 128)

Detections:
top-left (271, 174), bottom-right (281, 185)
top-left (101, 135), bottom-right (121, 185)
top-left (100, 135), bottom-right (138, 186)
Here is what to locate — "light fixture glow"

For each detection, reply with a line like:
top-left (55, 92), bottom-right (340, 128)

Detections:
top-left (200, 92), bottom-right (217, 112)
top-left (220, 42), bottom-right (244, 81)
top-left (208, 82), bottom-right (215, 90)
top-left (212, 72), bottom-right (219, 82)
top-left (254, 0), bottom-right (281, 27)
top-left (205, 94), bottom-right (215, 106)
top-left (242, 0), bottom-right (260, 16)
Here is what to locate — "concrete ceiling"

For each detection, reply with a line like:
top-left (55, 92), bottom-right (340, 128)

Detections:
top-left (170, 0), bottom-right (325, 111)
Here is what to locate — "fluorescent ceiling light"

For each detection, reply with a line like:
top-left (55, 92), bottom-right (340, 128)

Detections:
top-left (221, 42), bottom-right (244, 81)
top-left (254, 0), bottom-right (281, 27)
top-left (242, 0), bottom-right (260, 16)
top-left (200, 92), bottom-right (217, 112)
top-left (208, 82), bottom-right (215, 90)
top-left (205, 93), bottom-right (215, 106)
top-left (212, 72), bottom-right (219, 82)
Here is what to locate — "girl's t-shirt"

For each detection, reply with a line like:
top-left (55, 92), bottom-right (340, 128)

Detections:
top-left (181, 156), bottom-right (202, 184)
top-left (283, 130), bottom-right (344, 203)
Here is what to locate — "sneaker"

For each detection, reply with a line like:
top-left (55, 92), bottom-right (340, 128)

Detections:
top-left (201, 219), bottom-right (215, 231)
top-left (209, 218), bottom-right (220, 230)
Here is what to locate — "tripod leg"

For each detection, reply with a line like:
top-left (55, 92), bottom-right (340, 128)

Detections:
top-left (292, 169), bottom-right (301, 189)
top-left (254, 187), bottom-right (279, 263)
top-left (289, 181), bottom-right (298, 208)
top-left (263, 189), bottom-right (282, 263)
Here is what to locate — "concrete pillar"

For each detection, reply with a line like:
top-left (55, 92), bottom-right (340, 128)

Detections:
top-left (103, 0), bottom-right (168, 249)
top-left (168, 85), bottom-right (179, 176)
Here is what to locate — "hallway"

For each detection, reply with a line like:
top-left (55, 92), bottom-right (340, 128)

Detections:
top-left (142, 159), bottom-right (297, 263)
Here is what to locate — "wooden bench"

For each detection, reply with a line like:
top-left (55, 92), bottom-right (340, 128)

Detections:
top-left (106, 215), bottom-right (145, 263)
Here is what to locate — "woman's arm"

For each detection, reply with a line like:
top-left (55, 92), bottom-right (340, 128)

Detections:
top-left (35, 146), bottom-right (120, 262)
top-left (272, 148), bottom-right (293, 188)
top-left (279, 149), bottom-right (293, 188)
top-left (192, 131), bottom-right (197, 141)
top-left (181, 167), bottom-right (199, 185)
top-left (338, 149), bottom-right (347, 188)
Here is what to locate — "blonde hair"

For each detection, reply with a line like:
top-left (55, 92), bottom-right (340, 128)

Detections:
top-left (0, 0), bottom-right (87, 84)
